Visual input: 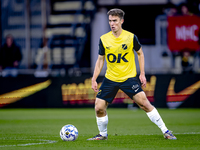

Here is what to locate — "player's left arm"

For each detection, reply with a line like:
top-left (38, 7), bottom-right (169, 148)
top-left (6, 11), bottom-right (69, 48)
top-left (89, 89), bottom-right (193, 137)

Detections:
top-left (133, 34), bottom-right (147, 87)
top-left (136, 48), bottom-right (146, 88)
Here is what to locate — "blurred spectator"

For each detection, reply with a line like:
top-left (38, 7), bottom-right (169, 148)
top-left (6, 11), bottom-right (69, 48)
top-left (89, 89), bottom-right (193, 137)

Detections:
top-left (163, 2), bottom-right (178, 16)
top-left (179, 3), bottom-right (193, 15)
top-left (178, 3), bottom-right (194, 72)
top-left (181, 51), bottom-right (193, 73)
top-left (187, 0), bottom-right (200, 15)
top-left (0, 34), bottom-right (22, 77)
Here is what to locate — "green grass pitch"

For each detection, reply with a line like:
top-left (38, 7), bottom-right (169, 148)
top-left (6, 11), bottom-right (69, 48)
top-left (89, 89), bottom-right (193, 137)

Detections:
top-left (0, 108), bottom-right (200, 150)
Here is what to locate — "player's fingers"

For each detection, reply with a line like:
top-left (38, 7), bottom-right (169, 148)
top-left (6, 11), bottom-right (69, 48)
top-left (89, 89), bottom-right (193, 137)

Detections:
top-left (142, 82), bottom-right (146, 88)
top-left (142, 80), bottom-right (146, 88)
top-left (93, 87), bottom-right (99, 92)
top-left (94, 88), bottom-right (99, 92)
top-left (139, 76), bottom-right (145, 84)
top-left (92, 83), bottom-right (98, 92)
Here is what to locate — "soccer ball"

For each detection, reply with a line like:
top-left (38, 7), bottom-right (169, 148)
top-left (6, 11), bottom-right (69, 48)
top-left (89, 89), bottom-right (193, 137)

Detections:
top-left (60, 124), bottom-right (78, 141)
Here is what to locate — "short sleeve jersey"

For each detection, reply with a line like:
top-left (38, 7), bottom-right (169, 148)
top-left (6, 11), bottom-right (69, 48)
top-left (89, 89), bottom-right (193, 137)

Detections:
top-left (99, 30), bottom-right (141, 82)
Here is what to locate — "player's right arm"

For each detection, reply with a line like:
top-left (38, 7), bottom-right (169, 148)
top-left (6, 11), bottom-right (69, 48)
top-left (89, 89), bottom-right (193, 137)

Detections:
top-left (92, 55), bottom-right (105, 92)
top-left (92, 38), bottom-right (105, 92)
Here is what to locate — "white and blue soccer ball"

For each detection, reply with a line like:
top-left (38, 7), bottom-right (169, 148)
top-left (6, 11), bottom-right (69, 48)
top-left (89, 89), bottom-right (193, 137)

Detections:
top-left (60, 124), bottom-right (78, 141)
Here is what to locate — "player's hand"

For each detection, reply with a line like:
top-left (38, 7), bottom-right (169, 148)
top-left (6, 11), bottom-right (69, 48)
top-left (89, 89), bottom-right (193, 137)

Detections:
top-left (91, 79), bottom-right (99, 92)
top-left (139, 74), bottom-right (146, 88)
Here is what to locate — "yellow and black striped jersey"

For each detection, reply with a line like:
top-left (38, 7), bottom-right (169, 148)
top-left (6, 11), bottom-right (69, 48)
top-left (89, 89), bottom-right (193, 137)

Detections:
top-left (98, 30), bottom-right (141, 82)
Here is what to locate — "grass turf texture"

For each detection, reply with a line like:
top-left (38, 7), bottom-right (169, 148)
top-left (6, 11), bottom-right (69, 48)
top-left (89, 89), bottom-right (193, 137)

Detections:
top-left (0, 108), bottom-right (200, 150)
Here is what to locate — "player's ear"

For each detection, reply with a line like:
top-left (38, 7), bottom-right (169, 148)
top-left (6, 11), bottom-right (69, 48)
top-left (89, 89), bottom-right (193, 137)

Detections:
top-left (121, 19), bottom-right (124, 24)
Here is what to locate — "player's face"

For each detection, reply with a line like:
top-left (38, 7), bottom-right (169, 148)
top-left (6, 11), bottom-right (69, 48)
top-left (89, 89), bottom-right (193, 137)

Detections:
top-left (109, 15), bottom-right (124, 33)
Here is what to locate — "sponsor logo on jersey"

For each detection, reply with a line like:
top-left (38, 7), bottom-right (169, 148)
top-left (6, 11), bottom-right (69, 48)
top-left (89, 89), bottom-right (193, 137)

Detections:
top-left (107, 53), bottom-right (128, 63)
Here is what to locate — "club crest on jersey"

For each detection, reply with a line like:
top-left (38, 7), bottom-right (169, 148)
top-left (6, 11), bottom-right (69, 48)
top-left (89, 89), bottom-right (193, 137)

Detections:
top-left (122, 44), bottom-right (127, 50)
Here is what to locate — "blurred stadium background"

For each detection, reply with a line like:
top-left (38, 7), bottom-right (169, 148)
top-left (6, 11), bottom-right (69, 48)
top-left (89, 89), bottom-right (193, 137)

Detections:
top-left (0, 0), bottom-right (200, 109)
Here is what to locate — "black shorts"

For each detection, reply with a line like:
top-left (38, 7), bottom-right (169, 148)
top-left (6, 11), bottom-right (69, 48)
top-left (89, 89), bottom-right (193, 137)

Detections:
top-left (96, 77), bottom-right (143, 103)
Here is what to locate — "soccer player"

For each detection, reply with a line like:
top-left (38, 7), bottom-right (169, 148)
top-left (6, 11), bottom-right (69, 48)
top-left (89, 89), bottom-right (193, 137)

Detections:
top-left (87, 8), bottom-right (176, 140)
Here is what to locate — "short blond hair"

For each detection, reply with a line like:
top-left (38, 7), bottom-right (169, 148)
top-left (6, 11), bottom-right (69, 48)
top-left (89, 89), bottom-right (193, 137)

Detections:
top-left (107, 8), bottom-right (125, 19)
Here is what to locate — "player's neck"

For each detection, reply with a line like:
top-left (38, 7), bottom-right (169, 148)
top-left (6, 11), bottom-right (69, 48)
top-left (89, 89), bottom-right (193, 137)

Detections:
top-left (112, 28), bottom-right (123, 38)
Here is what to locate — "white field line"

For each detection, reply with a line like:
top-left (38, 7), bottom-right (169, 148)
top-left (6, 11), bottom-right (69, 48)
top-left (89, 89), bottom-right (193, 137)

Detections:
top-left (174, 132), bottom-right (200, 135)
top-left (33, 132), bottom-right (200, 137)
top-left (0, 139), bottom-right (57, 148)
top-left (123, 132), bottom-right (200, 136)
top-left (0, 132), bottom-right (199, 147)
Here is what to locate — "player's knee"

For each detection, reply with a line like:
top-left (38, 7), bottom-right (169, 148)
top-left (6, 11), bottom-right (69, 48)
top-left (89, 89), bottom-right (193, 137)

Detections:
top-left (95, 105), bottom-right (105, 115)
top-left (140, 101), bottom-right (153, 112)
top-left (136, 97), bottom-right (153, 112)
top-left (95, 98), bottom-right (107, 115)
